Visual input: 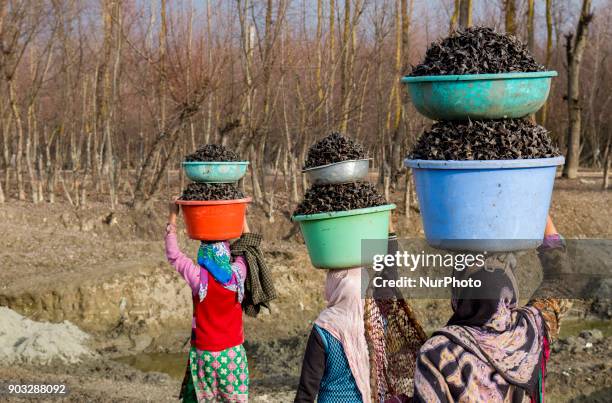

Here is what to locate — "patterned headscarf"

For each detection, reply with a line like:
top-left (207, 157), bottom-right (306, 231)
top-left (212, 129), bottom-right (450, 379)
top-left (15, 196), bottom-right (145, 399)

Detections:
top-left (196, 242), bottom-right (244, 303)
top-left (198, 242), bottom-right (233, 285)
top-left (414, 253), bottom-right (547, 402)
top-left (448, 253), bottom-right (520, 328)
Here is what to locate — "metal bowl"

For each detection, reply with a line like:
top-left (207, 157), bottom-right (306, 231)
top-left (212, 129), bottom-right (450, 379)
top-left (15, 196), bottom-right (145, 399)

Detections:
top-left (302, 159), bottom-right (370, 185)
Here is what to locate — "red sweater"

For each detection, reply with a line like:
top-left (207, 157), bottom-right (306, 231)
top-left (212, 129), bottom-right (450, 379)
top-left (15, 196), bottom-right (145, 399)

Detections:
top-left (192, 271), bottom-right (244, 351)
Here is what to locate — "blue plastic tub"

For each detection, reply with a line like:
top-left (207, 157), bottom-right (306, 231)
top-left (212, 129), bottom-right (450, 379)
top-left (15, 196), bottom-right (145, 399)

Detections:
top-left (182, 161), bottom-right (249, 183)
top-left (401, 71), bottom-right (557, 120)
top-left (405, 157), bottom-right (565, 251)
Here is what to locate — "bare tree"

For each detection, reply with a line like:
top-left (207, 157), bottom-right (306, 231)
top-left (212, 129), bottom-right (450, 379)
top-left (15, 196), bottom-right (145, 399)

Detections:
top-left (563, 0), bottom-right (593, 179)
top-left (0, 0), bottom-right (608, 211)
top-left (1, 1), bottom-right (48, 201)
top-left (539, 0), bottom-right (554, 125)
top-left (603, 139), bottom-right (610, 190)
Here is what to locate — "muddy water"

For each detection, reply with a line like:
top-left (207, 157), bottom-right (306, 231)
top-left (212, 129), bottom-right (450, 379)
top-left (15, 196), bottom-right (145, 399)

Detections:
top-left (116, 353), bottom-right (187, 380)
top-left (117, 320), bottom-right (612, 386)
top-left (116, 352), bottom-right (263, 381)
top-left (116, 320), bottom-right (612, 380)
top-left (558, 319), bottom-right (612, 338)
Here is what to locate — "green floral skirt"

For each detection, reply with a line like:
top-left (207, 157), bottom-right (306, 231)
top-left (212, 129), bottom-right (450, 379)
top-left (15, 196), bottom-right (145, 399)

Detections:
top-left (184, 345), bottom-right (249, 403)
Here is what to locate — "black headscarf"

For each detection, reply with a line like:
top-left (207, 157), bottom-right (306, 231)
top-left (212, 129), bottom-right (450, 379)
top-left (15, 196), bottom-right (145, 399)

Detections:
top-left (447, 253), bottom-right (519, 327)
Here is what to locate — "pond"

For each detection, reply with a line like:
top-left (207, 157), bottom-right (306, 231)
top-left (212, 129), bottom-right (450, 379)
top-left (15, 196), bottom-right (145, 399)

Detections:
top-left (558, 319), bottom-right (612, 338)
top-left (115, 351), bottom-right (263, 381)
top-left (115, 352), bottom-right (186, 380)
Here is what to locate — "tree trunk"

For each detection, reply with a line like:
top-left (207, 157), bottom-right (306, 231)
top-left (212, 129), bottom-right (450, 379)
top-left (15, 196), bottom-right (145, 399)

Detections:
top-left (34, 120), bottom-right (43, 202)
top-left (159, 0), bottom-right (167, 130)
top-left (266, 146), bottom-right (282, 223)
top-left (0, 167), bottom-right (4, 203)
top-left (527, 0), bottom-right (535, 52)
top-left (539, 0), bottom-right (553, 125)
top-left (249, 144), bottom-right (263, 201)
top-left (339, 0), bottom-right (351, 133)
top-left (316, 0), bottom-right (324, 104)
top-left (2, 115), bottom-right (12, 196)
top-left (563, 0), bottom-right (593, 179)
top-left (59, 170), bottom-right (75, 207)
top-left (383, 171), bottom-right (390, 202)
top-left (403, 170), bottom-right (413, 218)
top-left (281, 59), bottom-right (299, 203)
top-left (459, 0), bottom-right (472, 29)
top-left (505, 0), bottom-right (516, 35)
top-left (450, 0), bottom-right (459, 33)
top-left (328, 0), bottom-right (336, 125)
top-left (603, 142), bottom-right (610, 190)
top-left (8, 82), bottom-right (26, 200)
top-left (50, 128), bottom-right (61, 204)
top-left (106, 0), bottom-right (122, 209)
top-left (25, 105), bottom-right (38, 203)
top-left (179, 139), bottom-right (185, 191)
top-left (257, 0), bottom-right (279, 206)
top-left (204, 0), bottom-right (214, 146)
top-left (390, 0), bottom-right (412, 188)
top-left (91, 69), bottom-right (101, 193)
top-left (44, 126), bottom-right (55, 203)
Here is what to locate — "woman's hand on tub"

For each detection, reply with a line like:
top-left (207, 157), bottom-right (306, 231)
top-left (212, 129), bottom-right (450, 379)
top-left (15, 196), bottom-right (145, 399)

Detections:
top-left (544, 215), bottom-right (558, 238)
top-left (539, 215), bottom-right (564, 250)
top-left (243, 215), bottom-right (251, 234)
top-left (168, 198), bottom-right (180, 225)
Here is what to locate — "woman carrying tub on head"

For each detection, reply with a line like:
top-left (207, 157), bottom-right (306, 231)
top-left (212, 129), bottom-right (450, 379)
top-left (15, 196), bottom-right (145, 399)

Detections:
top-left (295, 267), bottom-right (371, 403)
top-left (412, 216), bottom-right (572, 403)
top-left (166, 201), bottom-right (275, 403)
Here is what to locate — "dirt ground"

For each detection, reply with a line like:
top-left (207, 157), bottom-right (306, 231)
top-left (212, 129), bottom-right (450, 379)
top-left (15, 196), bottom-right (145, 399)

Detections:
top-left (0, 334), bottom-right (609, 403)
top-left (0, 174), bottom-right (610, 402)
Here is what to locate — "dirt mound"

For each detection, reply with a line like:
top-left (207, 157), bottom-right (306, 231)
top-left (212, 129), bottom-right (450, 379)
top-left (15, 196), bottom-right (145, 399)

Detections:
top-left (294, 182), bottom-right (386, 216)
top-left (410, 26), bottom-right (544, 76)
top-left (410, 119), bottom-right (560, 160)
top-left (184, 144), bottom-right (242, 162)
top-left (179, 182), bottom-right (245, 201)
top-left (304, 132), bottom-right (366, 169)
top-left (0, 307), bottom-right (93, 365)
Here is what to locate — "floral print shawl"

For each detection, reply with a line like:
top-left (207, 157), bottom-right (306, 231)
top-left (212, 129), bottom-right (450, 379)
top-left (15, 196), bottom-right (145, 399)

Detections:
top-left (413, 254), bottom-right (548, 403)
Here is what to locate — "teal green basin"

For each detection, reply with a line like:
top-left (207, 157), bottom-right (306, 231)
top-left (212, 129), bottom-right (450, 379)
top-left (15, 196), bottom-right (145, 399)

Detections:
top-left (401, 71), bottom-right (557, 120)
top-left (182, 161), bottom-right (249, 183)
top-left (292, 204), bottom-right (396, 269)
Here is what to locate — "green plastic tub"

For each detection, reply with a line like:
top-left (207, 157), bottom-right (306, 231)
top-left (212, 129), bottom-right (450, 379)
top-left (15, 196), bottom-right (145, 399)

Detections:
top-left (401, 71), bottom-right (557, 120)
top-left (292, 204), bottom-right (396, 269)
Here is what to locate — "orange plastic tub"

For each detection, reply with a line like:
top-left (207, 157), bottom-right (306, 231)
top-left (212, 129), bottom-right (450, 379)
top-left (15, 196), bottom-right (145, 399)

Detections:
top-left (176, 198), bottom-right (251, 241)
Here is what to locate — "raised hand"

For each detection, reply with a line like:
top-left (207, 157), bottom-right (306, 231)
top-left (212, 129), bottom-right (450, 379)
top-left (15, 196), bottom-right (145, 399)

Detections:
top-left (168, 198), bottom-right (180, 224)
top-left (544, 215), bottom-right (558, 237)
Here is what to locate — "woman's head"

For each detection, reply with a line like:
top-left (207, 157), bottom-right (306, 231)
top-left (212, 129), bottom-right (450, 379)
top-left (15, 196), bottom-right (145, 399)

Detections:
top-left (197, 241), bottom-right (233, 285)
top-left (448, 253), bottom-right (519, 330)
top-left (324, 268), bottom-right (363, 306)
